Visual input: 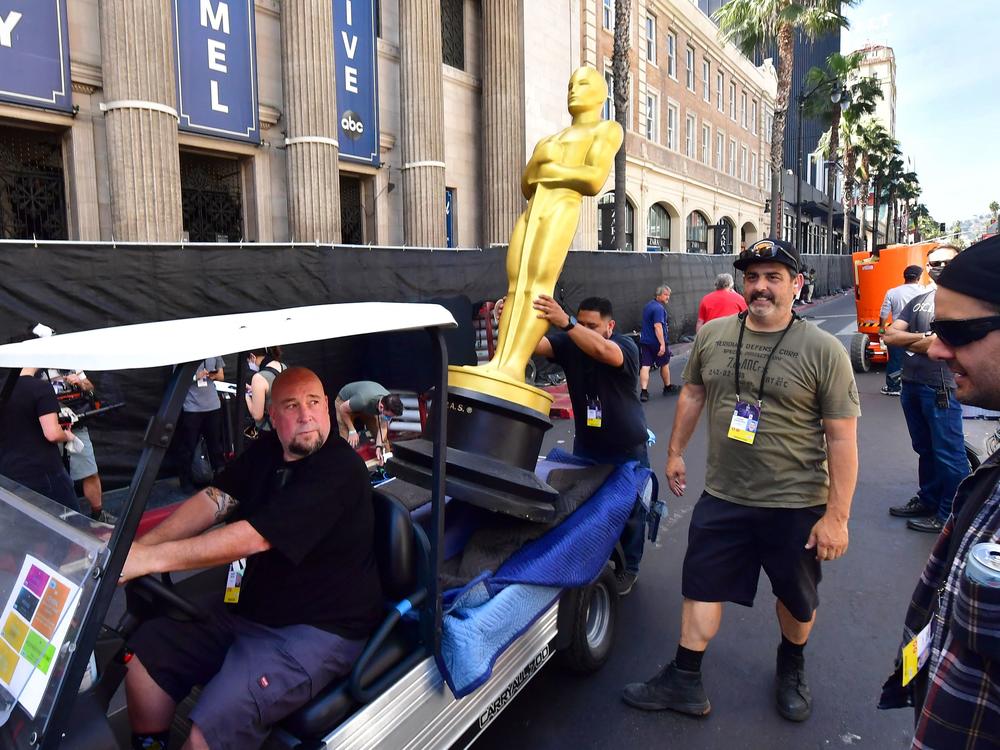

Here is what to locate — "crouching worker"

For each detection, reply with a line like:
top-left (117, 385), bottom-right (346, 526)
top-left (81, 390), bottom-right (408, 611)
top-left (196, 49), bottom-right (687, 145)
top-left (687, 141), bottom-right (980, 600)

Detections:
top-left (120, 367), bottom-right (383, 750)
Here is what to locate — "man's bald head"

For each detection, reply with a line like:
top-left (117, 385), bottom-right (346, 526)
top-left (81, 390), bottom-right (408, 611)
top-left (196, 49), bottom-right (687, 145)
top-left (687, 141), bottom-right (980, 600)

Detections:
top-left (268, 367), bottom-right (332, 460)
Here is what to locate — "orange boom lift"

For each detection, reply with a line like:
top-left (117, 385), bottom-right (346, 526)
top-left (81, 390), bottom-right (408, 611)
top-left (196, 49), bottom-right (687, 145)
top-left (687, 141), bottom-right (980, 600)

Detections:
top-left (849, 240), bottom-right (941, 372)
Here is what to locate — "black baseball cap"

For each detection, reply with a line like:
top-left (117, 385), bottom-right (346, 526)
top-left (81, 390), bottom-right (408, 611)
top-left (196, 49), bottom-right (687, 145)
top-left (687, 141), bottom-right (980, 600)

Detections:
top-left (734, 238), bottom-right (801, 274)
top-left (903, 265), bottom-right (922, 281)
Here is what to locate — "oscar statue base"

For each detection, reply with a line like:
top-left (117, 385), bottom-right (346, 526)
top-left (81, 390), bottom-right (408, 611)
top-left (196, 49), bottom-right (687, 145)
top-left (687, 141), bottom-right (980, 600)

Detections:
top-left (387, 372), bottom-right (558, 523)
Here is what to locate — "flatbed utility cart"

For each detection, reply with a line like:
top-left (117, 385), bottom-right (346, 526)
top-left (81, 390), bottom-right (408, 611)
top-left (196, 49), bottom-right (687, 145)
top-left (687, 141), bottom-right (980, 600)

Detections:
top-left (849, 241), bottom-right (939, 373)
top-left (0, 303), bottom-right (649, 749)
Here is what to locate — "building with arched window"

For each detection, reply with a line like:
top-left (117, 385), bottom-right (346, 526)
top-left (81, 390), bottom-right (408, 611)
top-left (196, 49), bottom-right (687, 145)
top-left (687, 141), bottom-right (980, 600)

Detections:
top-left (584, 0), bottom-right (776, 253)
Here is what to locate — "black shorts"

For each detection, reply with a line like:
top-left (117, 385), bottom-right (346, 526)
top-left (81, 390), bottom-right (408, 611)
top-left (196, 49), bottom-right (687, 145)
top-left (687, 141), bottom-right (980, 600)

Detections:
top-left (639, 342), bottom-right (671, 368)
top-left (681, 492), bottom-right (824, 622)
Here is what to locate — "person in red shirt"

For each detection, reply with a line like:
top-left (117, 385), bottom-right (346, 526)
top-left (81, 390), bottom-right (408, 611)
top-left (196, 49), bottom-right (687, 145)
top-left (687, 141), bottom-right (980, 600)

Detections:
top-left (696, 273), bottom-right (749, 331)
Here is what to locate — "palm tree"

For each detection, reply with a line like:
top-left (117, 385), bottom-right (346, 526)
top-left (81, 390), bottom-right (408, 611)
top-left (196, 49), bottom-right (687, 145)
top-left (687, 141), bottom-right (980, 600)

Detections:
top-left (714, 0), bottom-right (858, 238)
top-left (856, 122), bottom-right (897, 250)
top-left (990, 200), bottom-right (999, 221)
top-left (612, 0), bottom-right (631, 251)
top-left (895, 176), bottom-right (921, 242)
top-left (802, 52), bottom-right (881, 253)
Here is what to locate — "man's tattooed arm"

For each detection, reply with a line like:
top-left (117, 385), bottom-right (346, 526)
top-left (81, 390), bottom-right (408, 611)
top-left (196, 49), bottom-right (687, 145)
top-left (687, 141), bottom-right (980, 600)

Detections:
top-left (205, 486), bottom-right (239, 521)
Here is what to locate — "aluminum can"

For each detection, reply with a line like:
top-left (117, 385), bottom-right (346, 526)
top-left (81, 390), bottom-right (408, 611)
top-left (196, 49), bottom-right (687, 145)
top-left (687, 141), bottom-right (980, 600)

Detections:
top-left (965, 542), bottom-right (1000, 587)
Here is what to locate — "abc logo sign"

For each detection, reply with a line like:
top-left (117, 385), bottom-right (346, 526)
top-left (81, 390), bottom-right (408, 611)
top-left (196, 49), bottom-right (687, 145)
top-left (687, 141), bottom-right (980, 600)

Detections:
top-left (341, 111), bottom-right (365, 141)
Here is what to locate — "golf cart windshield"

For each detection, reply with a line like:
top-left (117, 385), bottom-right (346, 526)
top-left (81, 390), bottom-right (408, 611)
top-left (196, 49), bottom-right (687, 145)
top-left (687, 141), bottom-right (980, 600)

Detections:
top-left (0, 479), bottom-right (108, 748)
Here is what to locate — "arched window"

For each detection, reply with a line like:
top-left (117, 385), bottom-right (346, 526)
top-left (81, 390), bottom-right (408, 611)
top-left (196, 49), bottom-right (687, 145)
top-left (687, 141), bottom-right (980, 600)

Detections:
top-left (647, 204), bottom-right (671, 251)
top-left (686, 211), bottom-right (709, 253)
top-left (598, 193), bottom-right (634, 251)
top-left (717, 217), bottom-right (735, 254)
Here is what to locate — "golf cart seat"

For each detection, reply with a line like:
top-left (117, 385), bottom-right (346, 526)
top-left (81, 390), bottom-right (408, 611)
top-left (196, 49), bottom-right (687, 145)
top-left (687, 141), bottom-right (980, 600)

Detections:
top-left (279, 488), bottom-right (429, 740)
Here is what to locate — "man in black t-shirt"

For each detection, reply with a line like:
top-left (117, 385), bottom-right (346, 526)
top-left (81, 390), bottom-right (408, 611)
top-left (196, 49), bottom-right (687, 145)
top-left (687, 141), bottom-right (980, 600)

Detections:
top-left (122, 367), bottom-right (383, 750)
top-left (0, 368), bottom-right (78, 509)
top-left (531, 295), bottom-right (648, 594)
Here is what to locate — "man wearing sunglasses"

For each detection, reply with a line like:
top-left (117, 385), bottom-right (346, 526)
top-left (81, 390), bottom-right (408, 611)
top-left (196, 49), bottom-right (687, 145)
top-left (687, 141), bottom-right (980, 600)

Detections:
top-left (624, 237), bottom-right (860, 723)
top-left (883, 245), bottom-right (968, 533)
top-left (879, 235), bottom-right (1000, 749)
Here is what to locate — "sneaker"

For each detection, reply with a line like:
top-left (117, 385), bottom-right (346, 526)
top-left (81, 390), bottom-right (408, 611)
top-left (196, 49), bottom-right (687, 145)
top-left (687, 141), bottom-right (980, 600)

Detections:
top-left (616, 570), bottom-right (638, 596)
top-left (663, 385), bottom-right (680, 396)
top-left (888, 496), bottom-right (935, 518)
top-left (775, 651), bottom-right (811, 722)
top-left (640, 389), bottom-right (649, 402)
top-left (907, 516), bottom-right (945, 534)
top-left (880, 386), bottom-right (902, 396)
top-left (622, 662), bottom-right (711, 716)
top-left (90, 508), bottom-right (118, 525)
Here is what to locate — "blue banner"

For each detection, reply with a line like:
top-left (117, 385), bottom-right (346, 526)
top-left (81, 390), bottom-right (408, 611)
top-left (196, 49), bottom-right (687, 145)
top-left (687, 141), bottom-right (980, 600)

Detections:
top-left (0, 1), bottom-right (71, 112)
top-left (334, 0), bottom-right (379, 164)
top-left (445, 188), bottom-right (455, 247)
top-left (173, 0), bottom-right (259, 143)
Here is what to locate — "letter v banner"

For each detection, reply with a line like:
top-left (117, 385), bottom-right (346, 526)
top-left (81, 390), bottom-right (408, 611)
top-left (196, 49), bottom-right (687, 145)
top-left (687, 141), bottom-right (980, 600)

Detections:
top-left (0, 0), bottom-right (72, 112)
top-left (334, 0), bottom-right (378, 165)
top-left (172, 0), bottom-right (260, 143)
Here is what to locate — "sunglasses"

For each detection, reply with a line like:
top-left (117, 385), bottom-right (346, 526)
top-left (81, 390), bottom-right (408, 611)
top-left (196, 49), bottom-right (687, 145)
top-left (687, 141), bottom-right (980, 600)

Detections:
top-left (927, 260), bottom-right (950, 269)
top-left (930, 316), bottom-right (1000, 347)
top-left (739, 241), bottom-right (799, 272)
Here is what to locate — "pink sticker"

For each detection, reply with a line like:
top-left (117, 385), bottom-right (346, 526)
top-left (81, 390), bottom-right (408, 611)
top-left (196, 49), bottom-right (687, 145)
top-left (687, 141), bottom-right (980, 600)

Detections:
top-left (23, 566), bottom-right (49, 598)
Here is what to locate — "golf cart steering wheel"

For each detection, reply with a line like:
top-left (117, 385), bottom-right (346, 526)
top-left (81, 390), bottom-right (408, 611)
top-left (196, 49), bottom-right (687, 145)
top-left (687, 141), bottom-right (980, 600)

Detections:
top-left (128, 574), bottom-right (207, 621)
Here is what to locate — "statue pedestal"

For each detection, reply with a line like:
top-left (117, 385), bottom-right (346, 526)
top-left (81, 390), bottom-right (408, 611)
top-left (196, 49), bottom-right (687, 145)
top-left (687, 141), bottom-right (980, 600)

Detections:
top-left (387, 366), bottom-right (559, 522)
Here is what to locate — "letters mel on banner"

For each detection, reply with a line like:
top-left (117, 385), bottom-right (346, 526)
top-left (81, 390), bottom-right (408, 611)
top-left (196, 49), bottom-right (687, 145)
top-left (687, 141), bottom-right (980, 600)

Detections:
top-left (0, 1), bottom-right (72, 112)
top-left (173, 0), bottom-right (260, 143)
top-left (334, 0), bottom-right (379, 165)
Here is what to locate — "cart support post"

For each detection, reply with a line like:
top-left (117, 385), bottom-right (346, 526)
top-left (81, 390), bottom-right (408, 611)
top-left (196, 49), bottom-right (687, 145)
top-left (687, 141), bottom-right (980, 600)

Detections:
top-left (40, 361), bottom-right (199, 749)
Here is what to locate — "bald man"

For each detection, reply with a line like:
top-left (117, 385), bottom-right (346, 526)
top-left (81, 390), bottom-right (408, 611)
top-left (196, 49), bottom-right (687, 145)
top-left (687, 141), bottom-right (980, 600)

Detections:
top-left (121, 367), bottom-right (383, 750)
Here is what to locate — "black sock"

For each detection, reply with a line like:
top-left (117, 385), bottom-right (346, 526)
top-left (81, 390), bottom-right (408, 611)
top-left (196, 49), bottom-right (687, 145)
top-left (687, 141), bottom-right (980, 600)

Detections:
top-left (131, 731), bottom-right (170, 750)
top-left (779, 635), bottom-right (806, 660)
top-left (674, 644), bottom-right (705, 673)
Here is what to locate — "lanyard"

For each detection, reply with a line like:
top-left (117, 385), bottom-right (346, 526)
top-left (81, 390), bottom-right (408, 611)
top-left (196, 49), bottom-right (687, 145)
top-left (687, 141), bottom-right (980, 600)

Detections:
top-left (733, 312), bottom-right (797, 407)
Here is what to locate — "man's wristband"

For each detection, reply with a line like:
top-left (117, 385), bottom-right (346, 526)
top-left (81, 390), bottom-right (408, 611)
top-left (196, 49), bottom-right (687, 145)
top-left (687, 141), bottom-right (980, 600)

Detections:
top-left (561, 315), bottom-right (577, 332)
top-left (349, 430), bottom-right (357, 434)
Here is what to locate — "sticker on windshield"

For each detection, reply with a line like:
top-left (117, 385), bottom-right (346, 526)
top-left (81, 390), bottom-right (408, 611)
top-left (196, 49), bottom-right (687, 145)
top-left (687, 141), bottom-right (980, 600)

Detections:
top-left (0, 556), bottom-right (81, 717)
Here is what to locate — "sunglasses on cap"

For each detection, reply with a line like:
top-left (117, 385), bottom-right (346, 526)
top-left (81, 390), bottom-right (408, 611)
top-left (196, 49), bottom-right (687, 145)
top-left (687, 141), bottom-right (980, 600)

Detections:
top-left (738, 240), bottom-right (799, 271)
top-left (930, 316), bottom-right (1000, 347)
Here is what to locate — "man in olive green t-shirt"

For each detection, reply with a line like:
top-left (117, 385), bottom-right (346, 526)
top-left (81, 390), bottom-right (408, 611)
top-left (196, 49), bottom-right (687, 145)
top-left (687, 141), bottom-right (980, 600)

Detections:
top-left (623, 238), bottom-right (860, 724)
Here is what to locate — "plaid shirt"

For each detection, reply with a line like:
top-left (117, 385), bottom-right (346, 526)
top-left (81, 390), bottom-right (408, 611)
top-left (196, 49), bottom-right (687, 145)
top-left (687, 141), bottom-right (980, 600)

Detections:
top-left (885, 452), bottom-right (1000, 749)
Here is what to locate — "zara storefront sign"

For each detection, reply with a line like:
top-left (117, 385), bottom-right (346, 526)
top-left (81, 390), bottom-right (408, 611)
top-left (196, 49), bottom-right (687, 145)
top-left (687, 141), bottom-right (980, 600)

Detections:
top-left (0, 1), bottom-right (71, 112)
top-left (334, 0), bottom-right (378, 165)
top-left (173, 0), bottom-right (259, 143)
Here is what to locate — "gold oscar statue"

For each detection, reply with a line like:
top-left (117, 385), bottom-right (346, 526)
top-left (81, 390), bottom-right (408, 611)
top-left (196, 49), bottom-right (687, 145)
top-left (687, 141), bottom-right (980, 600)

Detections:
top-left (449, 66), bottom-right (624, 415)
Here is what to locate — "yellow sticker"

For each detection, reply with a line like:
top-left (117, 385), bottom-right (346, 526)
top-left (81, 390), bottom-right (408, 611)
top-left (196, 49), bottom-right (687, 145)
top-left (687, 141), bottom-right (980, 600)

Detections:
top-left (902, 621), bottom-right (932, 687)
top-left (2, 612), bottom-right (29, 652)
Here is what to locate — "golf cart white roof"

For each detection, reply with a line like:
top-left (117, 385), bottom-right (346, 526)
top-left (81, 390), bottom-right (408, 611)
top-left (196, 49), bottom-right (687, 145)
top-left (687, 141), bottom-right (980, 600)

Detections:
top-left (0, 303), bottom-right (457, 371)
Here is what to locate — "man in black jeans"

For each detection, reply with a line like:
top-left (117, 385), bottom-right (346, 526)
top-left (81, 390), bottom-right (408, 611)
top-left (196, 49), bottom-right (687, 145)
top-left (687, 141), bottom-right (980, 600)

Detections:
top-left (884, 246), bottom-right (969, 533)
top-left (531, 295), bottom-right (649, 595)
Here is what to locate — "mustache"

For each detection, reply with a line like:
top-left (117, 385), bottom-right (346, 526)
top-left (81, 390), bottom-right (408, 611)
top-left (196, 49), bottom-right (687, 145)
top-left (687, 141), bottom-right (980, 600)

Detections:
top-left (750, 292), bottom-right (775, 302)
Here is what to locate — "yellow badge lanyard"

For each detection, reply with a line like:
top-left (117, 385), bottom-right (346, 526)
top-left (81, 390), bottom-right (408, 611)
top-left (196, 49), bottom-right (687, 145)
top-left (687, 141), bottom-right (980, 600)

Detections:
top-left (733, 312), bottom-right (797, 417)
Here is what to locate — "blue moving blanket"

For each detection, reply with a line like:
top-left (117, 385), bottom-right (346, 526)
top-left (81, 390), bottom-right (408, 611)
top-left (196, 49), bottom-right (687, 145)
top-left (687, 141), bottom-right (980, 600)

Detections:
top-left (437, 450), bottom-right (652, 697)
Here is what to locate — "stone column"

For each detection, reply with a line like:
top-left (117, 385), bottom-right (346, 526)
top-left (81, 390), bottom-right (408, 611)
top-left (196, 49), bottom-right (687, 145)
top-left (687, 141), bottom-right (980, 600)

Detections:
top-left (99, 0), bottom-right (182, 241)
top-left (399, 0), bottom-right (446, 247)
top-left (280, 0), bottom-right (341, 243)
top-left (481, 0), bottom-right (525, 247)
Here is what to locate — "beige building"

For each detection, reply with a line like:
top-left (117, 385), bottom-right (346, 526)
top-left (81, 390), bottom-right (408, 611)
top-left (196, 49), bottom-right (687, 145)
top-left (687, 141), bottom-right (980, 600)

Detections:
top-left (855, 44), bottom-right (896, 137)
top-left (583, 0), bottom-right (777, 253)
top-left (0, 1), bottom-right (770, 252)
top-left (0, 0), bottom-right (586, 248)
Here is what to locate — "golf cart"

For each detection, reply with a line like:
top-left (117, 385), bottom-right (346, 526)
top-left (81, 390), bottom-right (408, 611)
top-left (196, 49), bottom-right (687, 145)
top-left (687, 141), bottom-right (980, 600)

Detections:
top-left (0, 302), bottom-right (648, 749)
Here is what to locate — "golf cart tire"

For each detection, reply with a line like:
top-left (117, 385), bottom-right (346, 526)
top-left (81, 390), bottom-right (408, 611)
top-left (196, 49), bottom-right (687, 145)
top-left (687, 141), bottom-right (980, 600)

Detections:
top-left (559, 564), bottom-right (618, 674)
top-left (850, 333), bottom-right (871, 373)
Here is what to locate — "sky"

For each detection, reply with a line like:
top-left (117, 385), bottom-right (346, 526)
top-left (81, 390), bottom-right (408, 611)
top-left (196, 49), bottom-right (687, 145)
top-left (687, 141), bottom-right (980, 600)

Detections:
top-left (841, 1), bottom-right (997, 225)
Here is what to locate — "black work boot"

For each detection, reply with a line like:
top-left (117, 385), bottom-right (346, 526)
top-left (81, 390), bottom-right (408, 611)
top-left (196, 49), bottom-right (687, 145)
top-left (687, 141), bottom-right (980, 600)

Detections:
top-left (622, 662), bottom-right (711, 716)
top-left (775, 649), bottom-right (812, 722)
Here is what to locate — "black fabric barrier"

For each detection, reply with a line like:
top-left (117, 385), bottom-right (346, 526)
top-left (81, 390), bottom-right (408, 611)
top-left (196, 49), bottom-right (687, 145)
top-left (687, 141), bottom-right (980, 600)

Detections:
top-left (0, 242), bottom-right (853, 486)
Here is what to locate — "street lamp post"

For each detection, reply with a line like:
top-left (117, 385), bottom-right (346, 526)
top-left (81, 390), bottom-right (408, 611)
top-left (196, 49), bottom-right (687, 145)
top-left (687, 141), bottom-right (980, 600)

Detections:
top-left (795, 78), bottom-right (849, 253)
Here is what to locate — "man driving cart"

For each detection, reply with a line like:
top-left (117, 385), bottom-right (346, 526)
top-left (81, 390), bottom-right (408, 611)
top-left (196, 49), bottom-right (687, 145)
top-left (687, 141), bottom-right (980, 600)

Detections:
top-left (120, 367), bottom-right (382, 750)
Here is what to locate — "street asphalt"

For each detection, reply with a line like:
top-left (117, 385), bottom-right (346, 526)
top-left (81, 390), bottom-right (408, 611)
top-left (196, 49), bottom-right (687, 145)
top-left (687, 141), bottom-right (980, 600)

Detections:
top-left (476, 291), bottom-right (997, 750)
